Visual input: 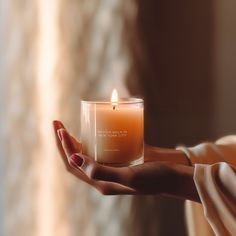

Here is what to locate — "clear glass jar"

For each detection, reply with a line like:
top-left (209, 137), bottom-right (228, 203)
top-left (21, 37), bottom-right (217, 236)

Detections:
top-left (81, 98), bottom-right (144, 167)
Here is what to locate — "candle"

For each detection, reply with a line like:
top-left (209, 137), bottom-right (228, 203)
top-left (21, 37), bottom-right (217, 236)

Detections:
top-left (81, 89), bottom-right (144, 167)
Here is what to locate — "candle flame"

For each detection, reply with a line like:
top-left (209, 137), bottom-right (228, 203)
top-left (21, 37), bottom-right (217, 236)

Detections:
top-left (111, 89), bottom-right (118, 103)
top-left (111, 89), bottom-right (118, 109)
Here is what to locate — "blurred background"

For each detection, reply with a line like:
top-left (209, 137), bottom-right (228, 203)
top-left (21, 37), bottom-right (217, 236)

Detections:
top-left (1, 0), bottom-right (236, 235)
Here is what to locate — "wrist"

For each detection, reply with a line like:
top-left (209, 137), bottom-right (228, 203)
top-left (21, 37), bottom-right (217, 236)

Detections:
top-left (145, 145), bottom-right (190, 165)
top-left (162, 164), bottom-right (201, 203)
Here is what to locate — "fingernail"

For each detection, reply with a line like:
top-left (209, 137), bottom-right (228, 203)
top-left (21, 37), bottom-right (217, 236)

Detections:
top-left (53, 120), bottom-right (59, 126)
top-left (53, 120), bottom-right (65, 129)
top-left (70, 154), bottom-right (84, 167)
top-left (57, 129), bottom-right (64, 142)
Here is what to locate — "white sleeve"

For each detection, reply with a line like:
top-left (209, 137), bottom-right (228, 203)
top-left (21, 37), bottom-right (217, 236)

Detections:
top-left (177, 136), bottom-right (236, 235)
top-left (177, 135), bottom-right (236, 166)
top-left (194, 163), bottom-right (236, 236)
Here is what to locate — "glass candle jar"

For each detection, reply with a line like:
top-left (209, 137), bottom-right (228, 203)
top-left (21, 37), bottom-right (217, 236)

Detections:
top-left (80, 98), bottom-right (144, 167)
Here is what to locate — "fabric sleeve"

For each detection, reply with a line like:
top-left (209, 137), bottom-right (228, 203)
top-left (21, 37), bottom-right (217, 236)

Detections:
top-left (194, 163), bottom-right (236, 236)
top-left (177, 135), bottom-right (236, 166)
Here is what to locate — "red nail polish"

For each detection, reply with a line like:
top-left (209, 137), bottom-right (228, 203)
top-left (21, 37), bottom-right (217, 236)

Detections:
top-left (70, 154), bottom-right (84, 167)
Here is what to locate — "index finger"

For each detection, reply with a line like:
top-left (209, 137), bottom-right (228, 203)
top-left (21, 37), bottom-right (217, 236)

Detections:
top-left (53, 120), bottom-right (70, 168)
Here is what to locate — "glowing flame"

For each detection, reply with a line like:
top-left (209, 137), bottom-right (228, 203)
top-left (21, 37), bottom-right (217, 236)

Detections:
top-left (111, 89), bottom-right (118, 109)
top-left (111, 89), bottom-right (118, 103)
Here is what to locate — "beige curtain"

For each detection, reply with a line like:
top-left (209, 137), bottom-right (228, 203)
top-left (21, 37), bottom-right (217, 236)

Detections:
top-left (1, 0), bottom-right (127, 235)
top-left (0, 1), bottom-right (162, 236)
top-left (1, 1), bottom-right (39, 235)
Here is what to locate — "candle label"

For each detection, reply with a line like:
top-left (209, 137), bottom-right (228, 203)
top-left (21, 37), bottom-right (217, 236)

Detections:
top-left (97, 130), bottom-right (128, 138)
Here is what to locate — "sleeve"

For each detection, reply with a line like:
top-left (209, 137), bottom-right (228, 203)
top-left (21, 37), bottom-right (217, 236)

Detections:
top-left (194, 163), bottom-right (236, 236)
top-left (177, 135), bottom-right (236, 166)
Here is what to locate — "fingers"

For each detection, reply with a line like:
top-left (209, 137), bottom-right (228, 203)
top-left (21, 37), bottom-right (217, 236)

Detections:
top-left (70, 153), bottom-right (135, 187)
top-left (59, 129), bottom-right (82, 158)
top-left (53, 120), bottom-right (70, 168)
top-left (95, 181), bottom-right (137, 195)
top-left (53, 120), bottom-right (138, 194)
top-left (53, 120), bottom-right (125, 185)
top-left (69, 135), bottom-right (82, 152)
top-left (53, 120), bottom-right (93, 184)
top-left (53, 120), bottom-right (81, 168)
top-left (53, 120), bottom-right (65, 146)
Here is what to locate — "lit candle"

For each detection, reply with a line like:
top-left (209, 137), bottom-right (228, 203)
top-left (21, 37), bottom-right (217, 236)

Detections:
top-left (81, 89), bottom-right (144, 167)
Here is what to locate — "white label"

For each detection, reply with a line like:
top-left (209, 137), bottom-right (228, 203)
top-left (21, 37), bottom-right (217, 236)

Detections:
top-left (97, 130), bottom-right (128, 138)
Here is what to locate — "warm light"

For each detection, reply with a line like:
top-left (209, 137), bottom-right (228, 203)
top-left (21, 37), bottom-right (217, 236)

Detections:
top-left (111, 88), bottom-right (118, 103)
top-left (36, 0), bottom-right (66, 235)
top-left (111, 89), bottom-right (118, 109)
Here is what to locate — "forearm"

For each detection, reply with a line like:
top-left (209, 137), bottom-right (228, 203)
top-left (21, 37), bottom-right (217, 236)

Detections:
top-left (145, 145), bottom-right (190, 166)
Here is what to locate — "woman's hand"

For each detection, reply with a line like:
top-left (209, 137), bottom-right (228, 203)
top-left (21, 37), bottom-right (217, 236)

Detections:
top-left (53, 120), bottom-right (200, 202)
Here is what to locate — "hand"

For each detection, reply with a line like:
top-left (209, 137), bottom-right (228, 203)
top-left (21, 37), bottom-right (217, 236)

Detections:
top-left (53, 120), bottom-right (200, 202)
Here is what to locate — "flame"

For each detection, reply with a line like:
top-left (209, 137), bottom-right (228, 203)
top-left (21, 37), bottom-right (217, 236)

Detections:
top-left (111, 88), bottom-right (118, 103)
top-left (111, 89), bottom-right (118, 109)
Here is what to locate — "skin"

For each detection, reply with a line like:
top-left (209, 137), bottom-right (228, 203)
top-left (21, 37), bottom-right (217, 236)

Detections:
top-left (53, 120), bottom-right (201, 203)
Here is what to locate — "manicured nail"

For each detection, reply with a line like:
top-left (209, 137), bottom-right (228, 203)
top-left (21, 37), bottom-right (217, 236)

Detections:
top-left (53, 120), bottom-right (59, 126)
top-left (70, 154), bottom-right (84, 167)
top-left (57, 129), bottom-right (64, 142)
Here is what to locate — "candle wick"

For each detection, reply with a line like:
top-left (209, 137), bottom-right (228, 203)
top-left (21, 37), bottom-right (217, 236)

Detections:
top-left (113, 105), bottom-right (116, 110)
